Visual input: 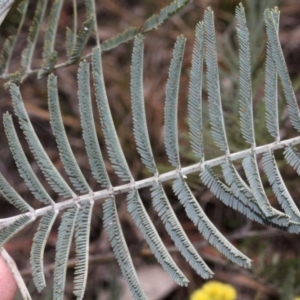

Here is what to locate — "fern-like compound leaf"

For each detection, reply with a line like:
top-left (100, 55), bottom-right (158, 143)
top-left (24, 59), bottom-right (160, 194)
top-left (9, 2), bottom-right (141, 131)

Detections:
top-left (202, 164), bottom-right (290, 227)
top-left (0, 0), bottom-right (29, 76)
top-left (21, 0), bottom-right (47, 71)
top-left (78, 61), bottom-right (111, 189)
top-left (131, 34), bottom-right (212, 279)
top-left (221, 160), bottom-right (290, 229)
top-left (66, 27), bottom-right (75, 57)
top-left (53, 206), bottom-right (78, 300)
top-left (204, 8), bottom-right (229, 153)
top-left (3, 113), bottom-right (55, 206)
top-left (30, 210), bottom-right (58, 292)
top-left (131, 35), bottom-right (157, 174)
top-left (283, 145), bottom-right (300, 175)
top-left (68, 16), bottom-right (94, 64)
top-left (103, 197), bottom-right (147, 300)
top-left (2, 5), bottom-right (300, 298)
top-left (38, 0), bottom-right (63, 78)
top-left (188, 22), bottom-right (205, 161)
top-left (242, 150), bottom-right (274, 217)
top-left (92, 47), bottom-right (132, 181)
top-left (221, 160), bottom-right (259, 213)
top-left (5, 69), bottom-right (24, 86)
top-left (100, 0), bottom-right (190, 51)
top-left (74, 201), bottom-right (94, 300)
top-left (10, 84), bottom-right (75, 198)
top-left (164, 35), bottom-right (186, 168)
top-left (127, 189), bottom-right (189, 286)
top-left (236, 4), bottom-right (255, 146)
top-left (264, 10), bottom-right (279, 141)
top-left (262, 149), bottom-right (300, 222)
top-left (264, 8), bottom-right (300, 132)
top-left (0, 35), bottom-right (14, 74)
top-left (101, 27), bottom-right (141, 52)
top-left (144, 0), bottom-right (191, 32)
top-left (38, 52), bottom-right (58, 79)
top-left (48, 74), bottom-right (91, 194)
top-left (287, 221), bottom-right (300, 234)
top-left (150, 182), bottom-right (214, 279)
top-left (42, 0), bottom-right (63, 58)
top-left (0, 171), bottom-right (33, 213)
top-left (84, 0), bottom-right (94, 17)
top-left (0, 215), bottom-right (33, 247)
top-left (173, 175), bottom-right (252, 268)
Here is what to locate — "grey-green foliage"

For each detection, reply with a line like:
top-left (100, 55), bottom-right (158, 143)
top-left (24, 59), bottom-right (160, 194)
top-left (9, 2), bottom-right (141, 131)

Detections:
top-left (38, 0), bottom-right (63, 78)
top-left (264, 7), bottom-right (300, 132)
top-left (203, 8), bottom-right (229, 153)
top-left (77, 60), bottom-right (111, 188)
top-left (21, 0), bottom-right (47, 71)
top-left (264, 8), bottom-right (280, 141)
top-left (3, 113), bottom-right (55, 206)
top-left (73, 201), bottom-right (93, 299)
top-left (53, 206), bottom-right (79, 300)
top-left (164, 35), bottom-right (186, 169)
top-left (199, 0), bottom-right (278, 156)
top-left (1, 3), bottom-right (300, 300)
top-left (130, 35), bottom-right (157, 174)
top-left (188, 22), bottom-right (204, 161)
top-left (48, 74), bottom-right (91, 194)
top-left (236, 4), bottom-right (255, 146)
top-left (9, 84), bottom-right (75, 199)
top-left (0, 0), bottom-right (191, 84)
top-left (31, 210), bottom-right (58, 292)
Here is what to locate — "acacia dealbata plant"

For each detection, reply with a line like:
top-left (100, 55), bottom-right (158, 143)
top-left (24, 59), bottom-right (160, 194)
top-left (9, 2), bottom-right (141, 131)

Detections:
top-left (0, 1), bottom-right (300, 299)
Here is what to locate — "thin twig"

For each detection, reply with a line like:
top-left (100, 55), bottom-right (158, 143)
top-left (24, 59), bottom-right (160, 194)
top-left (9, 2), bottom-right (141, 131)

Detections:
top-left (1, 136), bottom-right (300, 229)
top-left (72, 0), bottom-right (77, 48)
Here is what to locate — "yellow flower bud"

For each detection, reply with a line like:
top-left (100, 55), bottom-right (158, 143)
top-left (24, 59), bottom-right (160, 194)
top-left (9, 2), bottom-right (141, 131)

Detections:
top-left (190, 281), bottom-right (237, 300)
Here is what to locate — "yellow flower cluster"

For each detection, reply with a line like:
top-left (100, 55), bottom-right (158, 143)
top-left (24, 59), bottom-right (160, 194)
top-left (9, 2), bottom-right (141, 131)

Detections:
top-left (294, 298), bottom-right (300, 300)
top-left (190, 281), bottom-right (237, 300)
